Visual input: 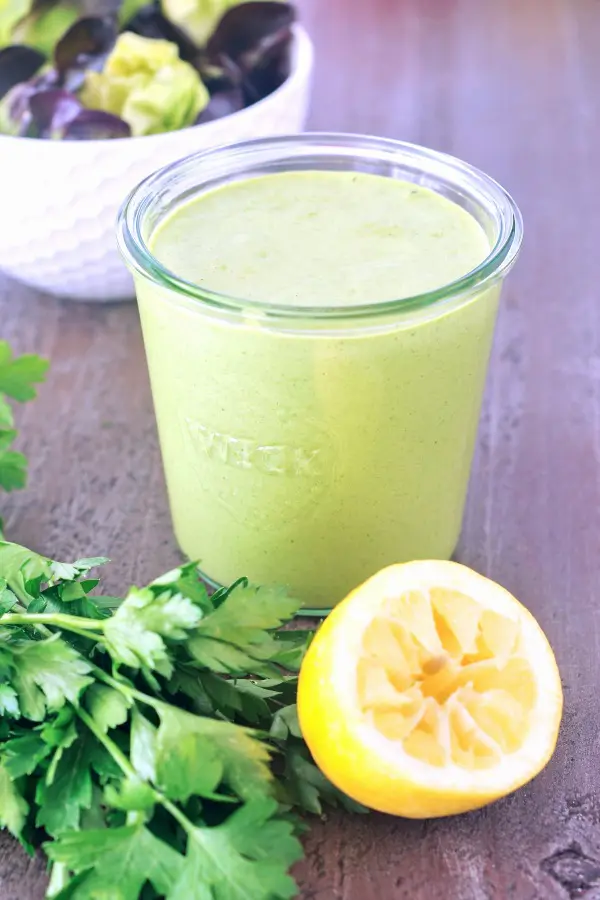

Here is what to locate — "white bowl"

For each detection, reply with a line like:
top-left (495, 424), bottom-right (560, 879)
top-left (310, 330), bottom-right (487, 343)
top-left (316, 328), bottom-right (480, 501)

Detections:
top-left (0, 25), bottom-right (313, 301)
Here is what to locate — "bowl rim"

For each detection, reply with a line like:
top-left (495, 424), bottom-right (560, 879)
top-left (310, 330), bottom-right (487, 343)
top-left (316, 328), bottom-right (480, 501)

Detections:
top-left (0, 23), bottom-right (313, 148)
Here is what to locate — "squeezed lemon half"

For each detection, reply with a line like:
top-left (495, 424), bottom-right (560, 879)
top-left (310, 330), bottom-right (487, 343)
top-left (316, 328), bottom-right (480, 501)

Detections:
top-left (297, 561), bottom-right (563, 818)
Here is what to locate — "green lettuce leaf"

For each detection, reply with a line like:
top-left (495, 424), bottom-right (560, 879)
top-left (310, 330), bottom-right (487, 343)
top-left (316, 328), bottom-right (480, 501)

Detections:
top-left (80, 32), bottom-right (209, 136)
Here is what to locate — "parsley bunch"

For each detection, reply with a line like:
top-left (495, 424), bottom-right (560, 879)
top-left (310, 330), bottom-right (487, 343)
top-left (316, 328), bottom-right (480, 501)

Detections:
top-left (0, 542), bottom-right (361, 899)
top-left (0, 339), bottom-right (48, 503)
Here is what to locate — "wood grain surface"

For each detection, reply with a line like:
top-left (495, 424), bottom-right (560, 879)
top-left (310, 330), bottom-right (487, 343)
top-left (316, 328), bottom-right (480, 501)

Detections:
top-left (1, 0), bottom-right (599, 897)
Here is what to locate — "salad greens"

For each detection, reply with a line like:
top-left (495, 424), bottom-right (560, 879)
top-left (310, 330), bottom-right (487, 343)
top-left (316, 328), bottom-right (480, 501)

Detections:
top-left (80, 32), bottom-right (209, 136)
top-left (0, 0), bottom-right (296, 139)
top-left (0, 543), bottom-right (362, 898)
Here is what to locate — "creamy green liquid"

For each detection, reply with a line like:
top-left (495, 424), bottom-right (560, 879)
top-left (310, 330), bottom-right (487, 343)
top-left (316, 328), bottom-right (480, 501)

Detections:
top-left (138, 171), bottom-right (497, 609)
top-left (151, 171), bottom-right (488, 305)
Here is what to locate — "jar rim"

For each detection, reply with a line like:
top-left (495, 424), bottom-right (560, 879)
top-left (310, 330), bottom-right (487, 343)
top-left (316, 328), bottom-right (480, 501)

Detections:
top-left (116, 132), bottom-right (523, 322)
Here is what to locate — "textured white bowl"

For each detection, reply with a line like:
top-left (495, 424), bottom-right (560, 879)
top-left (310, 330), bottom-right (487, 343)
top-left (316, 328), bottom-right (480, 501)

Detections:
top-left (0, 25), bottom-right (313, 301)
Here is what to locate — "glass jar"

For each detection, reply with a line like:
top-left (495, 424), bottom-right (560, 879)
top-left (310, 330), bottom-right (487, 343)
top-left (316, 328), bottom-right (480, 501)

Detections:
top-left (117, 134), bottom-right (523, 612)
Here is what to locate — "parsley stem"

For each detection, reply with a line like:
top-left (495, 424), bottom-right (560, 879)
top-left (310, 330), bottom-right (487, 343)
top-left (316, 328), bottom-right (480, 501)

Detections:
top-left (75, 705), bottom-right (195, 838)
top-left (47, 862), bottom-right (70, 896)
top-left (88, 664), bottom-right (169, 714)
top-left (1, 612), bottom-right (104, 638)
top-left (156, 795), bottom-right (195, 836)
top-left (76, 706), bottom-right (137, 779)
top-left (9, 608), bottom-right (54, 638)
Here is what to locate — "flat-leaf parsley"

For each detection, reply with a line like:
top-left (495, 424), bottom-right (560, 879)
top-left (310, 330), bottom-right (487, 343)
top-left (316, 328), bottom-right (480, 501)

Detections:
top-left (0, 542), bottom-right (364, 898)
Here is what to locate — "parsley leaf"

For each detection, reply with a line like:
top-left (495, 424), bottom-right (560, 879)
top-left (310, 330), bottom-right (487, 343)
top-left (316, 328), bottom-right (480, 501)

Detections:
top-left (154, 706), bottom-right (273, 802)
top-left (36, 732), bottom-right (95, 836)
top-left (199, 583), bottom-right (301, 635)
top-left (0, 396), bottom-right (12, 429)
top-left (0, 764), bottom-right (28, 837)
top-left (49, 559), bottom-right (109, 584)
top-left (198, 672), bottom-right (283, 724)
top-left (0, 341), bottom-right (48, 495)
top-left (85, 685), bottom-right (130, 734)
top-left (9, 636), bottom-right (92, 721)
top-left (0, 579), bottom-right (19, 615)
top-left (103, 586), bottom-right (202, 673)
top-left (169, 798), bottom-right (302, 900)
top-left (104, 776), bottom-right (156, 814)
top-left (281, 742), bottom-right (367, 815)
top-left (0, 450), bottom-right (27, 491)
top-left (0, 541), bottom-right (51, 600)
top-left (0, 342), bottom-right (49, 401)
top-left (0, 683), bottom-right (19, 717)
top-left (3, 731), bottom-right (51, 778)
top-left (149, 562), bottom-right (212, 613)
top-left (129, 708), bottom-right (157, 783)
top-left (187, 583), bottom-right (302, 676)
top-left (47, 824), bottom-right (183, 896)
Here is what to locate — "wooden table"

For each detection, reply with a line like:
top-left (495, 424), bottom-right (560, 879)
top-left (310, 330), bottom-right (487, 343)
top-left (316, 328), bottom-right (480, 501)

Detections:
top-left (1, 0), bottom-right (599, 896)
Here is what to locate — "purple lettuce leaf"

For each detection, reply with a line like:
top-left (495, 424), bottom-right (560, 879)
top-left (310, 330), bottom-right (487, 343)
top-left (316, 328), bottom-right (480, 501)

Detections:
top-left (0, 81), bottom-right (37, 135)
top-left (26, 88), bottom-right (130, 138)
top-left (62, 108), bottom-right (131, 139)
top-left (207, 1), bottom-right (294, 68)
top-left (240, 25), bottom-right (292, 103)
top-left (28, 88), bottom-right (82, 137)
top-left (54, 16), bottom-right (117, 92)
top-left (0, 45), bottom-right (46, 101)
top-left (203, 1), bottom-right (294, 106)
top-left (0, 67), bottom-right (59, 136)
top-left (123, 4), bottom-right (198, 62)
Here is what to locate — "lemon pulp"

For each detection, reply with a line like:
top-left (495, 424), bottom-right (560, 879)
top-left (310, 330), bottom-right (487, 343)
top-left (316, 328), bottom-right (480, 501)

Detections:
top-left (358, 588), bottom-right (535, 769)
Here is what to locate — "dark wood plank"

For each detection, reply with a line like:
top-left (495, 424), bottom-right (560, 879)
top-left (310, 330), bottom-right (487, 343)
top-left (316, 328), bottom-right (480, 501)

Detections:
top-left (1, 0), bottom-right (600, 897)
